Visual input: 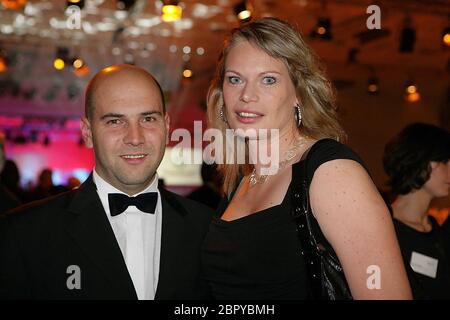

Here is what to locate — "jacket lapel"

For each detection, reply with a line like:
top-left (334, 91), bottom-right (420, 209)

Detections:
top-left (155, 188), bottom-right (188, 300)
top-left (63, 174), bottom-right (137, 299)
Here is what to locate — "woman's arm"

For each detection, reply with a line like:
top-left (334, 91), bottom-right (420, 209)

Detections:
top-left (309, 159), bottom-right (412, 299)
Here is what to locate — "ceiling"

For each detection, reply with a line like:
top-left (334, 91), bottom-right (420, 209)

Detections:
top-left (0, 0), bottom-right (449, 128)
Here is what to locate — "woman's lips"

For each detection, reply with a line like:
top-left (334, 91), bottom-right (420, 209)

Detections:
top-left (235, 111), bottom-right (263, 124)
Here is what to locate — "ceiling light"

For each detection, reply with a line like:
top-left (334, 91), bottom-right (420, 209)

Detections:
top-left (0, 50), bottom-right (8, 73)
top-left (1, 0), bottom-right (28, 10)
top-left (161, 1), bottom-right (182, 22)
top-left (67, 0), bottom-right (84, 10)
top-left (72, 58), bottom-right (84, 69)
top-left (442, 27), bottom-right (450, 47)
top-left (404, 80), bottom-right (420, 102)
top-left (367, 76), bottom-right (379, 94)
top-left (234, 1), bottom-right (252, 23)
top-left (310, 17), bottom-right (332, 40)
top-left (182, 68), bottom-right (193, 78)
top-left (53, 58), bottom-right (65, 70)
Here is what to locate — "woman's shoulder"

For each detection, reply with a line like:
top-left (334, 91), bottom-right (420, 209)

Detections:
top-left (303, 138), bottom-right (367, 178)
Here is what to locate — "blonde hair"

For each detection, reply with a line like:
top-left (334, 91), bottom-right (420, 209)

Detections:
top-left (207, 17), bottom-right (346, 195)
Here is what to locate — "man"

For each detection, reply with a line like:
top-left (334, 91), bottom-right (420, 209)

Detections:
top-left (187, 162), bottom-right (222, 210)
top-left (0, 65), bottom-right (213, 300)
top-left (0, 133), bottom-right (21, 214)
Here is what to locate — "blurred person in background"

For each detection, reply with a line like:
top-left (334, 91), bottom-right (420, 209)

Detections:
top-left (0, 133), bottom-right (21, 214)
top-left (28, 168), bottom-right (56, 201)
top-left (0, 159), bottom-right (28, 204)
top-left (67, 176), bottom-right (81, 190)
top-left (187, 162), bottom-right (222, 210)
top-left (383, 122), bottom-right (450, 299)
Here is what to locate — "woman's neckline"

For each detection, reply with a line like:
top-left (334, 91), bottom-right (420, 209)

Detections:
top-left (218, 167), bottom-right (297, 223)
top-left (393, 217), bottom-right (434, 233)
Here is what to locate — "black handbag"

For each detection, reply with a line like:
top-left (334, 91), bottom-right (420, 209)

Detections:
top-left (291, 143), bottom-right (353, 300)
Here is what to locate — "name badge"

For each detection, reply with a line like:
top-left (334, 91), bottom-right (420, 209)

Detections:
top-left (410, 251), bottom-right (438, 279)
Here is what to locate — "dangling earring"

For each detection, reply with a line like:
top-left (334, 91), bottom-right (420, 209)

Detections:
top-left (294, 103), bottom-right (302, 127)
top-left (219, 105), bottom-right (228, 123)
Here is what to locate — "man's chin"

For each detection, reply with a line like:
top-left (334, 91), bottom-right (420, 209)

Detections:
top-left (115, 170), bottom-right (156, 186)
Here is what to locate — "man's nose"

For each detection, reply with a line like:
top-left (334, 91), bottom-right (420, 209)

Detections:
top-left (124, 122), bottom-right (144, 146)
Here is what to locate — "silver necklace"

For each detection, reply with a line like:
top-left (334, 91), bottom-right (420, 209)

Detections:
top-left (249, 136), bottom-right (308, 187)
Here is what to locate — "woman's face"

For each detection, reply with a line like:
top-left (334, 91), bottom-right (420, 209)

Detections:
top-left (222, 40), bottom-right (298, 140)
top-left (423, 160), bottom-right (450, 198)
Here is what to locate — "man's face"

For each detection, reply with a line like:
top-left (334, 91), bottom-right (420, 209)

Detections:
top-left (424, 160), bottom-right (450, 198)
top-left (81, 73), bottom-right (169, 195)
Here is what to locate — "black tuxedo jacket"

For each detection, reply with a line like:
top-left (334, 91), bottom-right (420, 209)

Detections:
top-left (0, 175), bottom-right (213, 300)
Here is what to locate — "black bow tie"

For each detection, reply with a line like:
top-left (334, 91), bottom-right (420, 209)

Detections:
top-left (108, 192), bottom-right (158, 216)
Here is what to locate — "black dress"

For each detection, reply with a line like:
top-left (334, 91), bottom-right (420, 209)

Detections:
top-left (393, 217), bottom-right (450, 299)
top-left (201, 139), bottom-right (365, 299)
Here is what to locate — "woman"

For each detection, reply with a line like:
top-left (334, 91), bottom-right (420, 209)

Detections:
top-left (383, 122), bottom-right (450, 299)
top-left (201, 18), bottom-right (412, 300)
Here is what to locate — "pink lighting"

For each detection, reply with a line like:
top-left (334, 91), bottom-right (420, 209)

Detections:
top-left (5, 139), bottom-right (94, 187)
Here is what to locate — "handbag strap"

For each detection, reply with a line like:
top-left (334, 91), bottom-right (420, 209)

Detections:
top-left (292, 140), bottom-right (343, 261)
top-left (291, 140), bottom-right (344, 298)
top-left (290, 142), bottom-right (323, 297)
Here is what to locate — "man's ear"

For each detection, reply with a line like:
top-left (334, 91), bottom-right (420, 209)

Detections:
top-left (164, 113), bottom-right (170, 146)
top-left (80, 117), bottom-right (94, 148)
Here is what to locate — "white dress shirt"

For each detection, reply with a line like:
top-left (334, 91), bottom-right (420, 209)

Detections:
top-left (93, 170), bottom-right (162, 300)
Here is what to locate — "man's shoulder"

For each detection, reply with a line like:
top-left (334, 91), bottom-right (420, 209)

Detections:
top-left (2, 189), bottom-right (78, 226)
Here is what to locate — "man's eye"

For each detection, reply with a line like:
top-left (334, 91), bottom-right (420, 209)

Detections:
top-left (262, 76), bottom-right (276, 85)
top-left (227, 76), bottom-right (241, 84)
top-left (107, 119), bottom-right (121, 125)
top-left (143, 116), bottom-right (156, 122)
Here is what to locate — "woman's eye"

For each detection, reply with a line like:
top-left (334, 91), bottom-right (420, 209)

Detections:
top-left (228, 76), bottom-right (241, 84)
top-left (262, 76), bottom-right (276, 85)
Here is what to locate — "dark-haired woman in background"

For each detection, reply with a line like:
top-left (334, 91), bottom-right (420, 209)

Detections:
top-left (383, 122), bottom-right (450, 299)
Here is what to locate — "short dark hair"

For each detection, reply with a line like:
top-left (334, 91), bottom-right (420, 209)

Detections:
top-left (383, 123), bottom-right (450, 195)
